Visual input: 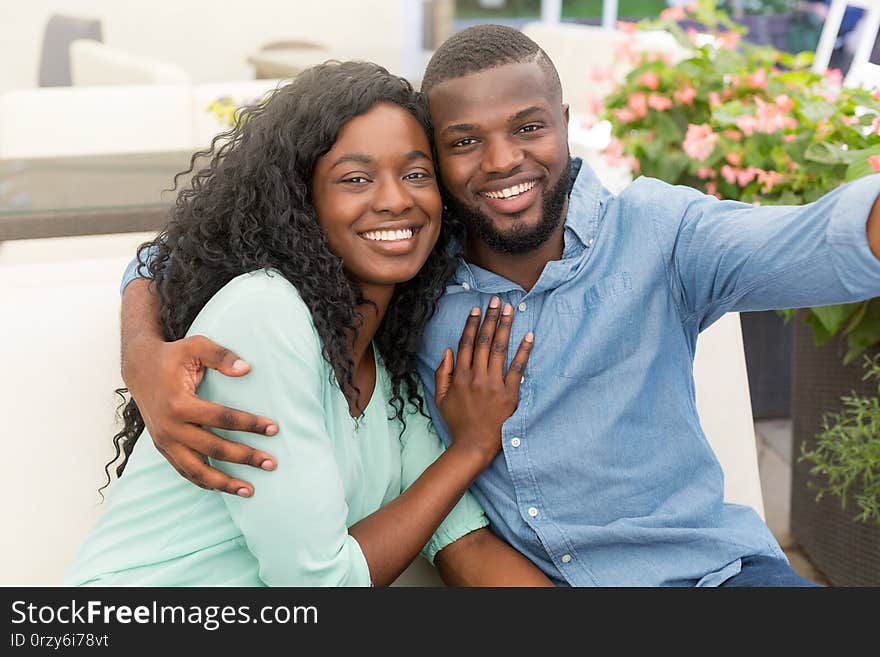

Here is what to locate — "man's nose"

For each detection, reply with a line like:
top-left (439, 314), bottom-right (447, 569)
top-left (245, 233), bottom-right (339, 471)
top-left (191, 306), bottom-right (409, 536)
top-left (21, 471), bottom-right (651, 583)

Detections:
top-left (481, 137), bottom-right (524, 175)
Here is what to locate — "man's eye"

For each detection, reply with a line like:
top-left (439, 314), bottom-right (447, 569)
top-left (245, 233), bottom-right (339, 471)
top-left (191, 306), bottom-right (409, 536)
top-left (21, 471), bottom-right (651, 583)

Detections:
top-left (518, 124), bottom-right (542, 134)
top-left (452, 137), bottom-right (478, 148)
top-left (404, 171), bottom-right (430, 180)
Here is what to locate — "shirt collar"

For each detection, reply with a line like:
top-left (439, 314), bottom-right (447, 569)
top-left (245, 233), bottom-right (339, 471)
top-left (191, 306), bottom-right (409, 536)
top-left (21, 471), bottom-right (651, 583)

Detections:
top-left (449, 157), bottom-right (608, 290)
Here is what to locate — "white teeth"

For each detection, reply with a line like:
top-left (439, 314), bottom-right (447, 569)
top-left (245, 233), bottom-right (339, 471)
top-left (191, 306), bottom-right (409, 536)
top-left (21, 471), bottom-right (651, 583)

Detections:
top-left (482, 180), bottom-right (538, 199)
top-left (362, 228), bottom-right (414, 242)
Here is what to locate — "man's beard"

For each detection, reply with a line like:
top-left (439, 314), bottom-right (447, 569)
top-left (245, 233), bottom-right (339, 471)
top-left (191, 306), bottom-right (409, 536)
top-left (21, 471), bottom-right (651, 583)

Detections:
top-left (446, 158), bottom-right (572, 256)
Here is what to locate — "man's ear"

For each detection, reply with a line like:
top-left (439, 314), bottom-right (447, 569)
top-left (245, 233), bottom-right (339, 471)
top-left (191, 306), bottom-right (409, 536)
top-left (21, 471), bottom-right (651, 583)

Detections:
top-left (562, 103), bottom-right (569, 128)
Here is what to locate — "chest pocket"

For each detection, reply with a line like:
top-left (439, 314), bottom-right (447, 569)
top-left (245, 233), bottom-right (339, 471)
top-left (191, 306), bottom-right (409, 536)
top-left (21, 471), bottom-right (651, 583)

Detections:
top-left (551, 272), bottom-right (637, 379)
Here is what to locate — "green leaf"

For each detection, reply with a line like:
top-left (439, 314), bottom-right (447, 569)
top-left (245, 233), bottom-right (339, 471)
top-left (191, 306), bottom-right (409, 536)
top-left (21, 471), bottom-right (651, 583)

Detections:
top-left (805, 311), bottom-right (833, 345)
top-left (804, 142), bottom-right (860, 165)
top-left (845, 143), bottom-right (880, 181)
top-left (800, 99), bottom-right (837, 122)
top-left (810, 303), bottom-right (862, 336)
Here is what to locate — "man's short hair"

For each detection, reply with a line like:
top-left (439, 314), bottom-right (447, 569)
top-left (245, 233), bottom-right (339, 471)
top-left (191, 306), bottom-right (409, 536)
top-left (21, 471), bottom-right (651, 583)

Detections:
top-left (421, 23), bottom-right (562, 98)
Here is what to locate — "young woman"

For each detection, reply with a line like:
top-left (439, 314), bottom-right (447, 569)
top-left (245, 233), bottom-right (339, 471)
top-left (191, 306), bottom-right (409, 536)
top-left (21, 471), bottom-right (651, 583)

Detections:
top-left (63, 61), bottom-right (549, 587)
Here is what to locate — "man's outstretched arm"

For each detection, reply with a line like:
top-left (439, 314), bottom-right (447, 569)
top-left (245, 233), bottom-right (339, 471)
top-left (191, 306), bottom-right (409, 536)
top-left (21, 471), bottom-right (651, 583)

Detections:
top-left (120, 277), bottom-right (279, 497)
top-left (867, 193), bottom-right (880, 260)
top-left (435, 528), bottom-right (555, 587)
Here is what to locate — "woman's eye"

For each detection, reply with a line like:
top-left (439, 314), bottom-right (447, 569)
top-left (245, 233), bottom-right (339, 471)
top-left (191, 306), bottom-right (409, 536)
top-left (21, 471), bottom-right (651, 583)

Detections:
top-left (342, 176), bottom-right (369, 184)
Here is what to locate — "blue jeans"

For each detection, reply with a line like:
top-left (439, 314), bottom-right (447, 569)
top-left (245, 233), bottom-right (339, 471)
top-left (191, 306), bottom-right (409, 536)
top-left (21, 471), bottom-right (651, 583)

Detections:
top-left (720, 555), bottom-right (822, 587)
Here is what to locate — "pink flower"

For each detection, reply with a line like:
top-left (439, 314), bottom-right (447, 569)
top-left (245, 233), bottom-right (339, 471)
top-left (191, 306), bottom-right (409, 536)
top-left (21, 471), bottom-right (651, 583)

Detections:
top-left (724, 129), bottom-right (743, 142)
top-left (783, 134), bottom-right (796, 142)
top-left (588, 66), bottom-right (613, 83)
top-left (612, 107), bottom-right (636, 124)
top-left (746, 68), bottom-right (767, 89)
top-left (617, 21), bottom-right (637, 34)
top-left (756, 169), bottom-right (783, 194)
top-left (709, 92), bottom-right (722, 107)
top-left (586, 94), bottom-right (604, 117)
top-left (639, 72), bottom-right (660, 90)
top-left (683, 123), bottom-right (719, 161)
top-left (696, 166), bottom-right (715, 179)
top-left (720, 164), bottom-right (738, 184)
top-left (719, 31), bottom-right (741, 50)
top-left (627, 92), bottom-right (648, 119)
top-left (824, 68), bottom-right (843, 85)
top-left (735, 167), bottom-right (758, 187)
top-left (660, 6), bottom-right (686, 21)
top-left (603, 138), bottom-right (627, 167)
top-left (648, 93), bottom-right (672, 111)
top-left (871, 116), bottom-right (880, 135)
top-left (725, 152), bottom-right (742, 166)
top-left (774, 94), bottom-right (793, 112)
top-left (869, 155), bottom-right (880, 172)
top-left (631, 158), bottom-right (641, 174)
top-left (674, 84), bottom-right (697, 105)
top-left (705, 181), bottom-right (719, 197)
top-left (736, 114), bottom-right (757, 136)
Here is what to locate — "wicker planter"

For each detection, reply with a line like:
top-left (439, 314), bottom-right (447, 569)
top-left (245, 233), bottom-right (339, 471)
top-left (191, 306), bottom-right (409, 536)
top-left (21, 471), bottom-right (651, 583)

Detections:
top-left (790, 314), bottom-right (880, 586)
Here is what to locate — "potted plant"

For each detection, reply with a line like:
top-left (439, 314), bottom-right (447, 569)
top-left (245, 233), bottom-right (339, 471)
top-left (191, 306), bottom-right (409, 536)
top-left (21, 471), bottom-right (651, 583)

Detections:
top-left (601, 0), bottom-right (880, 583)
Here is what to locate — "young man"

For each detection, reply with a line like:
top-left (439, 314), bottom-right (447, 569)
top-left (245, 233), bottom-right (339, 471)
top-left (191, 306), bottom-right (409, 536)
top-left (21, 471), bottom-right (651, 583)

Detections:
top-left (119, 25), bottom-right (880, 586)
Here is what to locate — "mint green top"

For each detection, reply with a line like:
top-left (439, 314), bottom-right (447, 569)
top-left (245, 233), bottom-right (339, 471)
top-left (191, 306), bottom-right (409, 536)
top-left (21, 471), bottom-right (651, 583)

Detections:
top-left (64, 270), bottom-right (488, 586)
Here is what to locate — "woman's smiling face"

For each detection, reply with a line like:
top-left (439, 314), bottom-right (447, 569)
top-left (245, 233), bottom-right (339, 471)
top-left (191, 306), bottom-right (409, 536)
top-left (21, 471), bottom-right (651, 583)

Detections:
top-left (311, 102), bottom-right (443, 290)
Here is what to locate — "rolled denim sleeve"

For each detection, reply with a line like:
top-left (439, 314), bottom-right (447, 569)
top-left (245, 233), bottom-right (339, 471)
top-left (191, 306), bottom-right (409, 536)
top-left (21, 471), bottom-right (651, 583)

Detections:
top-left (397, 400), bottom-right (490, 565)
top-left (636, 174), bottom-right (880, 328)
top-left (119, 243), bottom-right (160, 296)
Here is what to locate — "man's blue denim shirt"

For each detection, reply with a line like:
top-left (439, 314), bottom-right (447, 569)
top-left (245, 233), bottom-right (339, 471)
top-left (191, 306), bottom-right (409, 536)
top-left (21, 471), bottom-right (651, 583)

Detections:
top-left (122, 158), bottom-right (880, 586)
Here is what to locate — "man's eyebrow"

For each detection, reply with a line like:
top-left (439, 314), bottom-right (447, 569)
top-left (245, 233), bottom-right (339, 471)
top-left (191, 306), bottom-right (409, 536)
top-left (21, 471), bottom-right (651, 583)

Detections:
top-left (441, 123), bottom-right (478, 136)
top-left (511, 106), bottom-right (547, 122)
top-left (406, 149), bottom-right (432, 162)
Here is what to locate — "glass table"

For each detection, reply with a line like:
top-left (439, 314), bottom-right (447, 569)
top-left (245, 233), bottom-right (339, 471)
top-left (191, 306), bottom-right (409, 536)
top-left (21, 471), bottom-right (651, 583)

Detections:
top-left (0, 151), bottom-right (197, 241)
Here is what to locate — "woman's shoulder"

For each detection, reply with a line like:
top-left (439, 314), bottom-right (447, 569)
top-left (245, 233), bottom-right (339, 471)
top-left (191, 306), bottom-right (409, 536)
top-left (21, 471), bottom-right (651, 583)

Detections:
top-left (189, 268), bottom-right (320, 349)
top-left (197, 268), bottom-right (310, 320)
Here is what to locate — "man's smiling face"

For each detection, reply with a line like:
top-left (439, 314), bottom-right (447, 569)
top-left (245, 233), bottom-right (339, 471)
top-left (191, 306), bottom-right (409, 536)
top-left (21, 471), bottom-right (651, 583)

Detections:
top-left (427, 61), bottom-right (571, 255)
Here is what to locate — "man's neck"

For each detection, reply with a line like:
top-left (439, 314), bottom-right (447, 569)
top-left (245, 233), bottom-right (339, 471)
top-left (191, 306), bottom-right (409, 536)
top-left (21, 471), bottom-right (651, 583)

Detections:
top-left (464, 201), bottom-right (569, 293)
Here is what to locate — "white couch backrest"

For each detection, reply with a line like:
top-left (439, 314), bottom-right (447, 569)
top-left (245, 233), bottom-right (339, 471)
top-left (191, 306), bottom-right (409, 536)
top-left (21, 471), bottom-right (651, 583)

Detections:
top-left (0, 85), bottom-right (194, 158)
top-left (70, 39), bottom-right (191, 87)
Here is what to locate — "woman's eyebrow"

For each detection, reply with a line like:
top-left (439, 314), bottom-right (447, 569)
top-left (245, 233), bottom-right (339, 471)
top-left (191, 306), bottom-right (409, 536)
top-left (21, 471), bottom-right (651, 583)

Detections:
top-left (330, 153), bottom-right (373, 169)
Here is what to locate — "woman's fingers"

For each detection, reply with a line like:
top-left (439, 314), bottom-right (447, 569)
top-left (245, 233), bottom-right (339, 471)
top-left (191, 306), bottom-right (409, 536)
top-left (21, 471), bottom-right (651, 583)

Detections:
top-left (456, 306), bottom-right (482, 370)
top-left (488, 303), bottom-right (514, 378)
top-left (473, 296), bottom-right (502, 373)
top-left (504, 331), bottom-right (535, 392)
top-left (434, 348), bottom-right (454, 404)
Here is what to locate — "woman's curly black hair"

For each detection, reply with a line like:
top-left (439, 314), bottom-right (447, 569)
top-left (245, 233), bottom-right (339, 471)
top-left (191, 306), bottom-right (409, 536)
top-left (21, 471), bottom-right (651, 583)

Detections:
top-left (105, 60), bottom-right (462, 487)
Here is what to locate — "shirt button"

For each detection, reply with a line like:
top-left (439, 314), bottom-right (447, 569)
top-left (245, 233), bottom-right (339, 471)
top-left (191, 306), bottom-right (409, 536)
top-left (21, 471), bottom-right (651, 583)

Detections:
top-left (527, 506), bottom-right (538, 518)
top-left (511, 437), bottom-right (521, 448)
top-left (561, 554), bottom-right (572, 564)
top-left (587, 238), bottom-right (594, 247)
top-left (518, 302), bottom-right (527, 312)
top-left (461, 282), bottom-right (470, 291)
